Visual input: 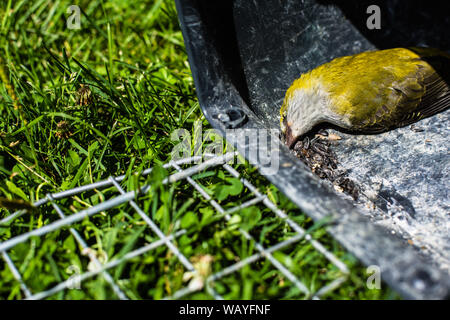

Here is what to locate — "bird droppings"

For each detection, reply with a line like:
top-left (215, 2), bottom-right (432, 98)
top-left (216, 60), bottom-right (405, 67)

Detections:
top-left (289, 130), bottom-right (359, 200)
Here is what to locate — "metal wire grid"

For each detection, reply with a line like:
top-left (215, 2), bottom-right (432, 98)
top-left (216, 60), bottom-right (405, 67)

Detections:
top-left (0, 152), bottom-right (349, 300)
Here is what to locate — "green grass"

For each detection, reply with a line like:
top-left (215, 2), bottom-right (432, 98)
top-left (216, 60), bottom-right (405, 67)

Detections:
top-left (0, 0), bottom-right (399, 299)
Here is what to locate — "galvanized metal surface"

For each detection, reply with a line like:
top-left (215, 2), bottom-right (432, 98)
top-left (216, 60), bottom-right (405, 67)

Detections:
top-left (175, 0), bottom-right (450, 299)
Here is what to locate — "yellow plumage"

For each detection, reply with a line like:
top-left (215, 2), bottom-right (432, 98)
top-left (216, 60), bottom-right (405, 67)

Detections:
top-left (280, 47), bottom-right (450, 146)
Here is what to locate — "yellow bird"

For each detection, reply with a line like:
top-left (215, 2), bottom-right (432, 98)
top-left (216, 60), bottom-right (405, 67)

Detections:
top-left (280, 47), bottom-right (450, 147)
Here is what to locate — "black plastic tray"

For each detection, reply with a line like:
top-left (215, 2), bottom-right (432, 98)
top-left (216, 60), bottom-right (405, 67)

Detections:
top-left (175, 0), bottom-right (450, 299)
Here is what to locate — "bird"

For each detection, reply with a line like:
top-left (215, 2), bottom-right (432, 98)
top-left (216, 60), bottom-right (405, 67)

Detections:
top-left (280, 47), bottom-right (450, 148)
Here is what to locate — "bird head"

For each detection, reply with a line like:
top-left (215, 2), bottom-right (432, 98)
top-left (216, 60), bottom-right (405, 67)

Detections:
top-left (280, 109), bottom-right (312, 148)
top-left (280, 79), bottom-right (328, 148)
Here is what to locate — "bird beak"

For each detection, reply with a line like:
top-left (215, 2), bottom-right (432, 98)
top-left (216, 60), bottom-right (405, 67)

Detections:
top-left (285, 125), bottom-right (296, 148)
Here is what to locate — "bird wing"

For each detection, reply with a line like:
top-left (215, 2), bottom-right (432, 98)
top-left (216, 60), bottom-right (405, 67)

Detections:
top-left (364, 50), bottom-right (450, 132)
top-left (395, 54), bottom-right (450, 127)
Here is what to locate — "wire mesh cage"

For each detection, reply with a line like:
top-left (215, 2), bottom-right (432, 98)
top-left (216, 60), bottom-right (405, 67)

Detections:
top-left (0, 152), bottom-right (351, 300)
